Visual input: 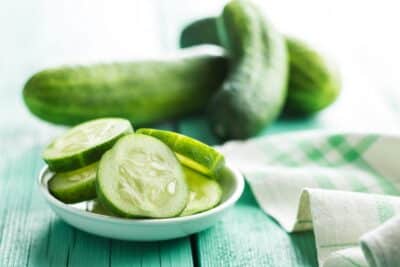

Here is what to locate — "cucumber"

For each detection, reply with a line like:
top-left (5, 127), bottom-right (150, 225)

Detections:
top-left (136, 128), bottom-right (224, 177)
top-left (181, 167), bottom-right (222, 216)
top-left (23, 53), bottom-right (227, 126)
top-left (97, 134), bottom-right (189, 218)
top-left (43, 118), bottom-right (133, 172)
top-left (180, 18), bottom-right (341, 116)
top-left (208, 0), bottom-right (288, 139)
top-left (285, 37), bottom-right (341, 115)
top-left (89, 200), bottom-right (116, 216)
top-left (180, 17), bottom-right (221, 48)
top-left (48, 162), bottom-right (98, 203)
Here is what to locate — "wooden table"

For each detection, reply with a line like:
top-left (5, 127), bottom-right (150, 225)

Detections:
top-left (1, 0), bottom-right (400, 266)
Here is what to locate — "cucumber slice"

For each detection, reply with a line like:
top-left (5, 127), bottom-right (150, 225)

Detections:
top-left (136, 128), bottom-right (224, 177)
top-left (48, 162), bottom-right (98, 203)
top-left (97, 134), bottom-right (189, 218)
top-left (181, 167), bottom-right (222, 216)
top-left (89, 200), bottom-right (116, 216)
top-left (43, 118), bottom-right (133, 172)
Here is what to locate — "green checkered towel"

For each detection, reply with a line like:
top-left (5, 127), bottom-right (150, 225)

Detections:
top-left (219, 132), bottom-right (400, 267)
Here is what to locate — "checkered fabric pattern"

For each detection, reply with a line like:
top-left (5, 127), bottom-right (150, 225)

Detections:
top-left (218, 132), bottom-right (400, 267)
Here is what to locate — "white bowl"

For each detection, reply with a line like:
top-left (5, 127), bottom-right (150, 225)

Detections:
top-left (38, 164), bottom-right (244, 241)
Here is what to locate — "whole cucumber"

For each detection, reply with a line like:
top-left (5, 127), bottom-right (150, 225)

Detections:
top-left (285, 38), bottom-right (341, 114)
top-left (23, 53), bottom-right (227, 126)
top-left (180, 17), bottom-right (341, 116)
top-left (208, 0), bottom-right (288, 139)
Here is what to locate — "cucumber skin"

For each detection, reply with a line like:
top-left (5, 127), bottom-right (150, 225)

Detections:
top-left (49, 174), bottom-right (96, 204)
top-left (43, 118), bottom-right (133, 172)
top-left (23, 55), bottom-right (228, 126)
top-left (137, 128), bottom-right (225, 178)
top-left (208, 0), bottom-right (288, 139)
top-left (44, 135), bottom-right (125, 172)
top-left (180, 18), bottom-right (341, 116)
top-left (180, 17), bottom-right (221, 48)
top-left (285, 37), bottom-right (341, 114)
top-left (180, 18), bottom-right (220, 49)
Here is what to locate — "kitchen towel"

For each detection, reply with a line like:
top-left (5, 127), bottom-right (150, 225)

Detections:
top-left (218, 132), bottom-right (400, 267)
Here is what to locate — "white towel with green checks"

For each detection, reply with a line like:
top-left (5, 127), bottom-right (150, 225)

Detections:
top-left (219, 132), bottom-right (400, 267)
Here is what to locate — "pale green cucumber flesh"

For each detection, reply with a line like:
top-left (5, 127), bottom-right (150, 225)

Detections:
top-left (43, 118), bottom-right (133, 172)
top-left (48, 162), bottom-right (98, 203)
top-left (180, 167), bottom-right (222, 216)
top-left (136, 128), bottom-right (224, 177)
top-left (97, 134), bottom-right (189, 218)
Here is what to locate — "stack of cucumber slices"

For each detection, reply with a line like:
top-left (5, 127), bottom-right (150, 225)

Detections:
top-left (44, 118), bottom-right (224, 218)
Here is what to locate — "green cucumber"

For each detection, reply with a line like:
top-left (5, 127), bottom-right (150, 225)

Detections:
top-left (208, 0), bottom-right (288, 139)
top-left (89, 200), bottom-right (116, 216)
top-left (23, 53), bottom-right (227, 126)
top-left (48, 162), bottom-right (98, 203)
top-left (181, 167), bottom-right (222, 216)
top-left (180, 17), bottom-right (221, 48)
top-left (136, 128), bottom-right (224, 177)
top-left (97, 134), bottom-right (189, 218)
top-left (43, 118), bottom-right (133, 172)
top-left (285, 37), bottom-right (341, 114)
top-left (180, 18), bottom-right (341, 116)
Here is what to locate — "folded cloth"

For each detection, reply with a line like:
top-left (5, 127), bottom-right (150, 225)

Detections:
top-left (361, 215), bottom-right (400, 267)
top-left (218, 132), bottom-right (400, 267)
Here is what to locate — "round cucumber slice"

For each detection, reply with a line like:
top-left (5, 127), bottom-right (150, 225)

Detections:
top-left (43, 118), bottom-right (133, 172)
top-left (136, 128), bottom-right (224, 177)
top-left (180, 167), bottom-right (222, 216)
top-left (97, 134), bottom-right (189, 218)
top-left (48, 162), bottom-right (98, 203)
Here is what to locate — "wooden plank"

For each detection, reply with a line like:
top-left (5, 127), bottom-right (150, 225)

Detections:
top-left (68, 232), bottom-right (110, 267)
top-left (0, 136), bottom-right (51, 267)
top-left (110, 238), bottom-right (192, 267)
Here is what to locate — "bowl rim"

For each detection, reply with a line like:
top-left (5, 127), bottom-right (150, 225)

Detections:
top-left (38, 163), bottom-right (244, 225)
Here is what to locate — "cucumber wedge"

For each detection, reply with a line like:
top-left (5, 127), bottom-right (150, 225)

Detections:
top-left (43, 118), bottom-right (133, 172)
top-left (136, 128), bottom-right (224, 177)
top-left (48, 162), bottom-right (98, 203)
top-left (97, 134), bottom-right (189, 218)
top-left (181, 167), bottom-right (222, 216)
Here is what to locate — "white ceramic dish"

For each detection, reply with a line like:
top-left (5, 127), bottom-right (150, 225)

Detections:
top-left (38, 164), bottom-right (244, 241)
